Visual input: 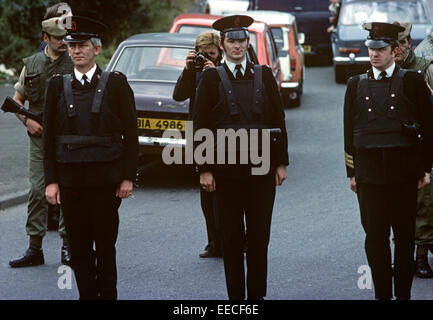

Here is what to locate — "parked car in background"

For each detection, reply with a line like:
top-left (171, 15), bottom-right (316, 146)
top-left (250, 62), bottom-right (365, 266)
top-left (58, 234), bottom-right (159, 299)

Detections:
top-left (421, 0), bottom-right (433, 24)
top-left (332, 0), bottom-right (433, 83)
top-left (255, 0), bottom-right (332, 60)
top-left (105, 33), bottom-right (196, 161)
top-left (201, 0), bottom-right (252, 14)
top-left (226, 10), bottom-right (305, 106)
top-left (169, 13), bottom-right (283, 89)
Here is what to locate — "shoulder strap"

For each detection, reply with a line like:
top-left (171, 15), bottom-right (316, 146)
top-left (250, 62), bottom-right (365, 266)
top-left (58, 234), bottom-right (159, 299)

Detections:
top-left (91, 71), bottom-right (110, 114)
top-left (252, 65), bottom-right (263, 114)
top-left (216, 66), bottom-right (239, 116)
top-left (356, 73), bottom-right (375, 121)
top-left (62, 74), bottom-right (76, 118)
top-left (390, 68), bottom-right (407, 98)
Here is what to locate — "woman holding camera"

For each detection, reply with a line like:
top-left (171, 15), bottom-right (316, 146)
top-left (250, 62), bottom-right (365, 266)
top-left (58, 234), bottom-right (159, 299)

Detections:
top-left (173, 32), bottom-right (224, 258)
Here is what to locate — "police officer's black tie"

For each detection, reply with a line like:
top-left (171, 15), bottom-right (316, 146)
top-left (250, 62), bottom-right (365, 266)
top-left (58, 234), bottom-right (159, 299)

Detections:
top-left (378, 71), bottom-right (387, 80)
top-left (235, 64), bottom-right (243, 80)
top-left (82, 74), bottom-right (90, 88)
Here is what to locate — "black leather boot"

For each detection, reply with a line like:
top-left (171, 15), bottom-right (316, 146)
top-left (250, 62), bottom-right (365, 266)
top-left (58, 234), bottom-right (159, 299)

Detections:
top-left (415, 255), bottom-right (433, 278)
top-left (9, 245), bottom-right (44, 268)
top-left (199, 243), bottom-right (222, 258)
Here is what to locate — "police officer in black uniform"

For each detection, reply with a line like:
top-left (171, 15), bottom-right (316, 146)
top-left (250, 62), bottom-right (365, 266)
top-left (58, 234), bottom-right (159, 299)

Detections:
top-left (344, 22), bottom-right (433, 300)
top-left (193, 15), bottom-right (289, 300)
top-left (43, 16), bottom-right (138, 300)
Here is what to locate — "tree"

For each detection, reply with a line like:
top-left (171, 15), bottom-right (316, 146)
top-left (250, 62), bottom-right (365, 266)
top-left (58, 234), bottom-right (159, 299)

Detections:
top-left (0, 0), bottom-right (195, 73)
top-left (0, 0), bottom-right (54, 73)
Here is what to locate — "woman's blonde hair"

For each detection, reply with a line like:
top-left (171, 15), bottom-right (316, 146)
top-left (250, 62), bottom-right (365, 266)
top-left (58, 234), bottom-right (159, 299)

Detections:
top-left (195, 31), bottom-right (220, 51)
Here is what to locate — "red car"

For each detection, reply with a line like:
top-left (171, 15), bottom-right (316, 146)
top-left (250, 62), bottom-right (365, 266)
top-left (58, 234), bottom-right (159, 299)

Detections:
top-left (169, 13), bottom-right (283, 89)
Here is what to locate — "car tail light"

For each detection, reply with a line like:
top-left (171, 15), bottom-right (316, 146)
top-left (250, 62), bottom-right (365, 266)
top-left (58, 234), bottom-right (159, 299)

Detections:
top-left (339, 48), bottom-right (360, 54)
top-left (290, 57), bottom-right (296, 71)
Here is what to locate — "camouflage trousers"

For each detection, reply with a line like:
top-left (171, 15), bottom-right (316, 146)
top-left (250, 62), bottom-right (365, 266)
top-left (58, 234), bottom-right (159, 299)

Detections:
top-left (416, 171), bottom-right (433, 247)
top-left (27, 136), bottom-right (66, 238)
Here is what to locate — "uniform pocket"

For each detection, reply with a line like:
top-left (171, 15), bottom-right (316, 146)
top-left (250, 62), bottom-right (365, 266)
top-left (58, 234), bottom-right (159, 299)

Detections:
top-left (24, 73), bottom-right (42, 104)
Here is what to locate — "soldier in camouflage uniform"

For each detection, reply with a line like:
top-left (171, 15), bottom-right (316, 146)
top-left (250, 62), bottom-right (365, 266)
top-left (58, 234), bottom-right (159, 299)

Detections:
top-left (393, 21), bottom-right (433, 278)
top-left (9, 6), bottom-right (73, 268)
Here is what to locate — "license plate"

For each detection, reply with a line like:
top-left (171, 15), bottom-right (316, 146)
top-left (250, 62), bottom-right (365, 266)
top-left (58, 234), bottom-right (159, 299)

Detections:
top-left (303, 45), bottom-right (311, 53)
top-left (137, 117), bottom-right (186, 132)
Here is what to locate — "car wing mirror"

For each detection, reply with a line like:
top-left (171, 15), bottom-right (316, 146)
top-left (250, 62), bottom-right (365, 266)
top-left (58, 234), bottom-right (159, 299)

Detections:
top-left (298, 33), bottom-right (305, 45)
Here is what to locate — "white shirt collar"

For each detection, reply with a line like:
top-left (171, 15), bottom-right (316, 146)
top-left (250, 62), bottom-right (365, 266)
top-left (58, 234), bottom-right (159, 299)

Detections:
top-left (372, 62), bottom-right (395, 80)
top-left (74, 64), bottom-right (97, 85)
top-left (225, 58), bottom-right (247, 77)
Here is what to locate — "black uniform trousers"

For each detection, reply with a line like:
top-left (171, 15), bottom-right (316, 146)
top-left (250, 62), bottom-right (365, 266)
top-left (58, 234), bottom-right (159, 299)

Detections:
top-left (216, 173), bottom-right (275, 300)
top-left (200, 189), bottom-right (222, 251)
top-left (60, 185), bottom-right (121, 300)
top-left (357, 181), bottom-right (417, 300)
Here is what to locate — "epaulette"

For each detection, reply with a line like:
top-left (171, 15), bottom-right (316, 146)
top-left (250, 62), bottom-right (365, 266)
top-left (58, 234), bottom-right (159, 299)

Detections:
top-left (404, 69), bottom-right (425, 79)
top-left (406, 69), bottom-right (423, 75)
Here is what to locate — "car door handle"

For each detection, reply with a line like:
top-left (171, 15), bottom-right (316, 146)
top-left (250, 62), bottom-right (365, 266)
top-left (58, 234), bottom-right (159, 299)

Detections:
top-left (294, 6), bottom-right (303, 11)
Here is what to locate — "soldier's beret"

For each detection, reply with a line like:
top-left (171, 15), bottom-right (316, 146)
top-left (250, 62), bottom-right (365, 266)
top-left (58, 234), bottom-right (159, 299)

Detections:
top-left (42, 17), bottom-right (67, 37)
top-left (392, 21), bottom-right (413, 41)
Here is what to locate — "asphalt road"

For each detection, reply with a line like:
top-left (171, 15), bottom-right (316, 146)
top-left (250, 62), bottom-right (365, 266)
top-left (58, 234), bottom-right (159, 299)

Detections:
top-left (0, 83), bottom-right (29, 198)
top-left (1, 65), bottom-right (433, 300)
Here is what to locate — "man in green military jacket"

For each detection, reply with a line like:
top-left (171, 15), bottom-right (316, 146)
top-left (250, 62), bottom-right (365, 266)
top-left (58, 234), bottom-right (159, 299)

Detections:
top-left (393, 21), bottom-right (433, 278)
top-left (9, 9), bottom-right (73, 268)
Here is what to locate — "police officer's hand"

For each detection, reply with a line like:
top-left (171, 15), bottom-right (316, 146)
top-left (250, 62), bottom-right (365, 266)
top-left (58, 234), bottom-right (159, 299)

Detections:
top-left (418, 172), bottom-right (430, 189)
top-left (200, 172), bottom-right (216, 192)
top-left (26, 118), bottom-right (43, 136)
top-left (350, 177), bottom-right (357, 193)
top-left (426, 82), bottom-right (433, 94)
top-left (46, 183), bottom-right (61, 205)
top-left (275, 165), bottom-right (287, 186)
top-left (116, 179), bottom-right (133, 198)
top-left (185, 50), bottom-right (197, 71)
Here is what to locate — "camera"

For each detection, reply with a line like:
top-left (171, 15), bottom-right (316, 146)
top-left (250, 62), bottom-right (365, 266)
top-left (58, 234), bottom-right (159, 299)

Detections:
top-left (194, 51), bottom-right (211, 71)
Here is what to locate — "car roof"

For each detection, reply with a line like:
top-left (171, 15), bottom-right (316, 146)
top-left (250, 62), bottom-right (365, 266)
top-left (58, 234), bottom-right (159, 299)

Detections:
top-left (173, 13), bottom-right (225, 25)
top-left (121, 32), bottom-right (197, 47)
top-left (173, 13), bottom-right (268, 33)
top-left (224, 10), bottom-right (296, 25)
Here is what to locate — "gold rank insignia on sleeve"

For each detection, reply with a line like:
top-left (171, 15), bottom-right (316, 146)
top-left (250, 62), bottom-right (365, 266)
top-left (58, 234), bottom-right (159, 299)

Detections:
top-left (345, 152), bottom-right (354, 169)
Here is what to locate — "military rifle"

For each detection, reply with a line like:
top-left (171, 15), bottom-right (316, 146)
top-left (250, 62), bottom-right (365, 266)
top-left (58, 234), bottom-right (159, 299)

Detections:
top-left (1, 96), bottom-right (43, 125)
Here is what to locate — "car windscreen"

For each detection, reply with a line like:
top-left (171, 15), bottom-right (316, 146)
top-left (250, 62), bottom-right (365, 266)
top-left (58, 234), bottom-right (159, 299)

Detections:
top-left (178, 25), bottom-right (215, 35)
top-left (340, 1), bottom-right (429, 25)
top-left (258, 0), bottom-right (329, 11)
top-left (113, 46), bottom-right (190, 82)
top-left (177, 24), bottom-right (258, 54)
